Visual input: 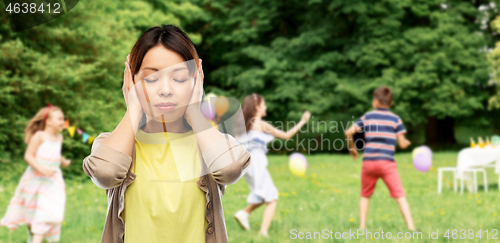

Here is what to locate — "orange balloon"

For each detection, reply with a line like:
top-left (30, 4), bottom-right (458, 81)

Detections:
top-left (214, 97), bottom-right (229, 116)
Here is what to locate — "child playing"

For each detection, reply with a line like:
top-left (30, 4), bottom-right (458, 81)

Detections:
top-left (1, 104), bottom-right (71, 243)
top-left (234, 94), bottom-right (310, 237)
top-left (345, 86), bottom-right (417, 231)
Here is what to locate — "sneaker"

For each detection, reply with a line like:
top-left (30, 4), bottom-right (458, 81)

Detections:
top-left (234, 210), bottom-right (250, 230)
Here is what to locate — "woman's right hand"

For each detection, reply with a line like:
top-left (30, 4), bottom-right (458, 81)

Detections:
top-left (123, 54), bottom-right (143, 116)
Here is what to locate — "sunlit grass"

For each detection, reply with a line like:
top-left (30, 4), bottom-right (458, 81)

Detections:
top-left (1, 152), bottom-right (499, 242)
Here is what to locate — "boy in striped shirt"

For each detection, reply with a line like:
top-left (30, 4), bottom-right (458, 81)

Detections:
top-left (345, 86), bottom-right (417, 231)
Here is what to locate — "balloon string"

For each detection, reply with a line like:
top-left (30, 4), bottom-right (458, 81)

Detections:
top-left (300, 175), bottom-right (342, 193)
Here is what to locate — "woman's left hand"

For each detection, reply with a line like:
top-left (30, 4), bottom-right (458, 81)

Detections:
top-left (185, 59), bottom-right (204, 126)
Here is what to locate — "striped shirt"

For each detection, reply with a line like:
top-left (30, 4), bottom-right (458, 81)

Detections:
top-left (354, 108), bottom-right (406, 162)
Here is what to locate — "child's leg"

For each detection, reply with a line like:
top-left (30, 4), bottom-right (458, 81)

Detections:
top-left (380, 162), bottom-right (416, 230)
top-left (32, 234), bottom-right (44, 243)
top-left (259, 200), bottom-right (277, 235)
top-left (394, 197), bottom-right (415, 230)
top-left (30, 222), bottom-right (51, 243)
top-left (244, 203), bottom-right (264, 214)
top-left (360, 162), bottom-right (379, 229)
top-left (359, 197), bottom-right (370, 229)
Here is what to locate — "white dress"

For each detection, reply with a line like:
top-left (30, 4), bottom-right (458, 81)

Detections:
top-left (238, 130), bottom-right (278, 204)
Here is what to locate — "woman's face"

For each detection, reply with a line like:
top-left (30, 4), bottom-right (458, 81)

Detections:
top-left (134, 46), bottom-right (195, 123)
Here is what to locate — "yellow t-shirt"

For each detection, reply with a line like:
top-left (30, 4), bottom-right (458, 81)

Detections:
top-left (122, 129), bottom-right (207, 243)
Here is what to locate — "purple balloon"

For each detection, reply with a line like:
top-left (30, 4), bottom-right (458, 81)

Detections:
top-left (413, 152), bottom-right (432, 172)
top-left (419, 145), bottom-right (432, 157)
top-left (290, 152), bottom-right (308, 168)
top-left (200, 102), bottom-right (214, 120)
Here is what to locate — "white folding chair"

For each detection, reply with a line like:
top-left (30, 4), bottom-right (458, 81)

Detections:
top-left (437, 167), bottom-right (457, 194)
top-left (483, 163), bottom-right (499, 190)
top-left (459, 168), bottom-right (487, 194)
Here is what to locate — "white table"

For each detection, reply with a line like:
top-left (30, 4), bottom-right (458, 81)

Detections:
top-left (456, 145), bottom-right (500, 191)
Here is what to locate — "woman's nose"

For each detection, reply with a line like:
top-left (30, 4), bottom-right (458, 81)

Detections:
top-left (158, 78), bottom-right (173, 97)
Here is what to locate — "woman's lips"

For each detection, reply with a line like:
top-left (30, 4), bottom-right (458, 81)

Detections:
top-left (156, 103), bottom-right (177, 111)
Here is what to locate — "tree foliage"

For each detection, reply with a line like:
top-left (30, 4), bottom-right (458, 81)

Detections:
top-left (194, 0), bottom-right (499, 146)
top-left (0, 0), bottom-right (204, 174)
top-left (1, 0), bottom-right (499, 169)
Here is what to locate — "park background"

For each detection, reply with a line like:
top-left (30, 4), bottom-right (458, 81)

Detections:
top-left (1, 0), bottom-right (500, 242)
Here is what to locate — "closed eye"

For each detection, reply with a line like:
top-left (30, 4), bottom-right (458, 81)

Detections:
top-left (144, 78), bottom-right (158, 83)
top-left (175, 79), bottom-right (187, 83)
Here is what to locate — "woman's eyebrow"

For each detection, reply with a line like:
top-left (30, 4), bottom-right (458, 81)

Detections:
top-left (172, 67), bottom-right (188, 72)
top-left (142, 66), bottom-right (188, 73)
top-left (142, 67), bottom-right (160, 72)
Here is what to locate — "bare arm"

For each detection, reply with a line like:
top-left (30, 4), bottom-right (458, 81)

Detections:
top-left (60, 157), bottom-right (71, 168)
top-left (345, 123), bottom-right (357, 137)
top-left (82, 58), bottom-right (140, 189)
top-left (260, 120), bottom-right (304, 140)
top-left (57, 134), bottom-right (71, 168)
top-left (397, 133), bottom-right (411, 149)
top-left (259, 111), bottom-right (311, 140)
top-left (345, 123), bottom-right (359, 160)
top-left (24, 132), bottom-right (54, 176)
top-left (188, 111), bottom-right (226, 154)
top-left (100, 57), bottom-right (143, 157)
top-left (100, 110), bottom-right (142, 157)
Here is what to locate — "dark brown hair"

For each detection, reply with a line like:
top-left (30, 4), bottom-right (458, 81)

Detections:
top-left (242, 94), bottom-right (264, 132)
top-left (129, 24), bottom-right (200, 83)
top-left (24, 106), bottom-right (63, 144)
top-left (373, 86), bottom-right (393, 106)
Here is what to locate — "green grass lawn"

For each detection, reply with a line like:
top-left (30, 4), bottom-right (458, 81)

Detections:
top-left (1, 152), bottom-right (499, 242)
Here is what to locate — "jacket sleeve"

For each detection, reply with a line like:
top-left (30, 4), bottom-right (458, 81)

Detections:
top-left (202, 134), bottom-right (251, 185)
top-left (82, 132), bottom-right (133, 189)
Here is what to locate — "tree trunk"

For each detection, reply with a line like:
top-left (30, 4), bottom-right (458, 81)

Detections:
top-left (425, 116), bottom-right (456, 146)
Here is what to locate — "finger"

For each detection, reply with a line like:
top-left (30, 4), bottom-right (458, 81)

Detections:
top-left (198, 65), bottom-right (204, 85)
top-left (195, 69), bottom-right (203, 93)
top-left (200, 67), bottom-right (204, 84)
top-left (125, 62), bottom-right (133, 89)
top-left (123, 62), bottom-right (128, 86)
top-left (195, 77), bottom-right (203, 102)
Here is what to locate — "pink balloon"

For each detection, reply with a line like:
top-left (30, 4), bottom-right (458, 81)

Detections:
top-left (413, 152), bottom-right (432, 172)
top-left (419, 145), bottom-right (432, 157)
top-left (201, 102), bottom-right (214, 120)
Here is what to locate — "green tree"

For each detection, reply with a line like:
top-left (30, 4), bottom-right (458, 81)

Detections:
top-left (488, 14), bottom-right (500, 110)
top-left (0, 0), bottom-right (203, 177)
top-left (194, 0), bottom-right (499, 149)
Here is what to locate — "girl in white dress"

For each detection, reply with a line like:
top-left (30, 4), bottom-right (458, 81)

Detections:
top-left (234, 94), bottom-right (310, 237)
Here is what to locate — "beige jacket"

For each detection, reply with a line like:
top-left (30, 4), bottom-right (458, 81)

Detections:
top-left (83, 132), bottom-right (251, 243)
